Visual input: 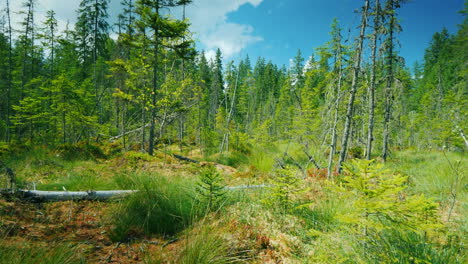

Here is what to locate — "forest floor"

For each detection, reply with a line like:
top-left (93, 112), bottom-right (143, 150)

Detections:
top-left (0, 144), bottom-right (466, 263)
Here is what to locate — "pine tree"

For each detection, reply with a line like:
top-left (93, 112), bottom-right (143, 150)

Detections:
top-left (382, 0), bottom-right (407, 161)
top-left (75, 0), bottom-right (110, 124)
top-left (195, 166), bottom-right (227, 212)
top-left (134, 0), bottom-right (193, 155)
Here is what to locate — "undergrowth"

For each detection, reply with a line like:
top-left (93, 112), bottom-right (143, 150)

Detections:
top-left (0, 242), bottom-right (83, 264)
top-left (109, 173), bottom-right (197, 241)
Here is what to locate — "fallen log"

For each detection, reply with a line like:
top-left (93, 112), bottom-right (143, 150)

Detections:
top-left (1, 184), bottom-right (270, 202)
top-left (225, 184), bottom-right (272, 190)
top-left (17, 190), bottom-right (136, 201)
top-left (173, 154), bottom-right (200, 164)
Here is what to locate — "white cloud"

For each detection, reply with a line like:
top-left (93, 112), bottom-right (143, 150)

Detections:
top-left (6, 0), bottom-right (263, 59)
top-left (185, 0), bottom-right (264, 60)
top-left (8, 0), bottom-right (80, 37)
top-left (204, 49), bottom-right (217, 62)
top-left (7, 0), bottom-right (121, 38)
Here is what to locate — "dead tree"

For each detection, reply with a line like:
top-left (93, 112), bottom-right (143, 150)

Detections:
top-left (337, 0), bottom-right (370, 173)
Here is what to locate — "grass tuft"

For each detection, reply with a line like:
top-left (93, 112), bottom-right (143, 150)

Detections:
top-left (109, 173), bottom-right (197, 241)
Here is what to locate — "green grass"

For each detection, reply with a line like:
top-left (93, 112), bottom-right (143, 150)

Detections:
top-left (0, 242), bottom-right (83, 264)
top-left (2, 145), bottom-right (466, 263)
top-left (176, 227), bottom-right (241, 264)
top-left (109, 172), bottom-right (198, 241)
top-left (386, 150), bottom-right (466, 202)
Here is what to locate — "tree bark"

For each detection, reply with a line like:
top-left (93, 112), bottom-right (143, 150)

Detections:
top-left (148, 1), bottom-right (160, 156)
top-left (382, 0), bottom-right (395, 162)
top-left (17, 190), bottom-right (136, 201)
top-left (327, 73), bottom-right (342, 178)
top-left (366, 0), bottom-right (380, 160)
top-left (337, 0), bottom-right (369, 173)
top-left (5, 0), bottom-right (13, 142)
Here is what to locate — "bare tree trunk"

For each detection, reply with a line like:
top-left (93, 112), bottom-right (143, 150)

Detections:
top-left (93, 0), bottom-right (100, 124)
top-left (220, 62), bottom-right (241, 153)
top-left (327, 71), bottom-right (343, 179)
top-left (337, 0), bottom-right (369, 173)
top-left (382, 0), bottom-right (395, 162)
top-left (457, 126), bottom-right (468, 148)
top-left (366, 0), bottom-right (380, 160)
top-left (142, 106), bottom-right (146, 151)
top-left (148, 2), bottom-right (160, 156)
top-left (5, 0), bottom-right (13, 142)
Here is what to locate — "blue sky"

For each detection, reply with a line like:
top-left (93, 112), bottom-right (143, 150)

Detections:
top-left (222, 0), bottom-right (465, 68)
top-left (7, 0), bottom-right (465, 69)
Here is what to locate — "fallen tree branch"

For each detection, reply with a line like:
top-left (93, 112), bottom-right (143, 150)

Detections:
top-left (302, 149), bottom-right (322, 169)
top-left (110, 123), bottom-right (151, 141)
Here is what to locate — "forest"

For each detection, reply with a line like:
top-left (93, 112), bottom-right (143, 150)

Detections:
top-left (0, 0), bottom-right (466, 263)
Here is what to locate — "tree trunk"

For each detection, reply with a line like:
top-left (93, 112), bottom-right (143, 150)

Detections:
top-left (382, 0), bottom-right (395, 162)
top-left (5, 0), bottom-right (12, 142)
top-left (337, 0), bottom-right (369, 173)
top-left (366, 0), bottom-right (380, 160)
top-left (17, 190), bottom-right (136, 201)
top-left (327, 70), bottom-right (343, 179)
top-left (148, 2), bottom-right (160, 156)
top-left (93, 0), bottom-right (100, 124)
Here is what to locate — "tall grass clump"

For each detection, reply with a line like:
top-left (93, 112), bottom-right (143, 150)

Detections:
top-left (176, 226), bottom-right (242, 264)
top-left (0, 242), bottom-right (82, 264)
top-left (109, 173), bottom-right (196, 241)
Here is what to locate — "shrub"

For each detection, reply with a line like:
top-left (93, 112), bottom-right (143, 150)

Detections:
top-left (334, 159), bottom-right (441, 235)
top-left (124, 151), bottom-right (156, 166)
top-left (264, 166), bottom-right (310, 213)
top-left (363, 230), bottom-right (465, 264)
top-left (55, 142), bottom-right (106, 160)
top-left (348, 146), bottom-right (363, 159)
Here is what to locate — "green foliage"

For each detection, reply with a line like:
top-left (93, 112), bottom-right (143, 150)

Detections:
top-left (363, 229), bottom-right (466, 264)
top-left (335, 159), bottom-right (441, 234)
top-left (264, 166), bottom-right (310, 213)
top-left (109, 173), bottom-right (196, 241)
top-left (55, 142), bottom-right (106, 161)
top-left (195, 166), bottom-right (227, 213)
top-left (214, 151), bottom-right (249, 167)
top-left (124, 150), bottom-right (156, 166)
